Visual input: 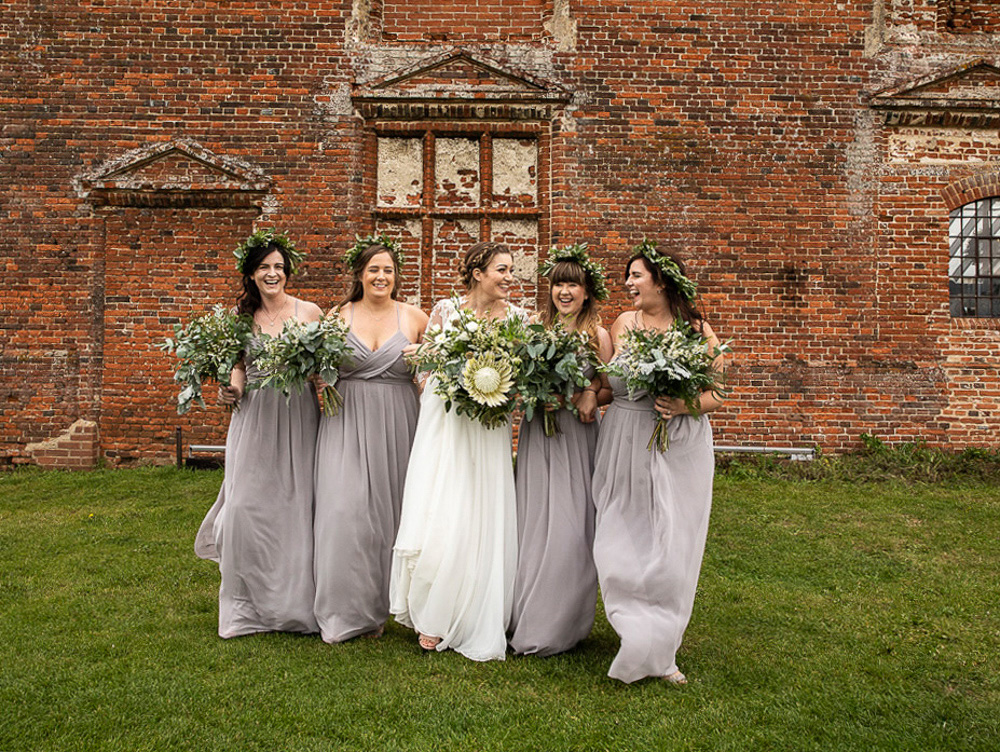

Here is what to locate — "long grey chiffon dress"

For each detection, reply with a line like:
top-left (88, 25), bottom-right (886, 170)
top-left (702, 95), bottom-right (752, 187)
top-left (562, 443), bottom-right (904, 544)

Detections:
top-left (195, 334), bottom-right (321, 638)
top-left (313, 314), bottom-right (419, 643)
top-left (509, 365), bottom-right (599, 657)
top-left (591, 367), bottom-right (714, 683)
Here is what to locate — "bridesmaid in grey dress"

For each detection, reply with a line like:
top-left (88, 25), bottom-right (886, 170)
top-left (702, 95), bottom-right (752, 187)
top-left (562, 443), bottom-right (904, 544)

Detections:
top-left (313, 239), bottom-right (428, 643)
top-left (592, 245), bottom-right (726, 684)
top-left (509, 248), bottom-right (613, 656)
top-left (195, 230), bottom-right (323, 638)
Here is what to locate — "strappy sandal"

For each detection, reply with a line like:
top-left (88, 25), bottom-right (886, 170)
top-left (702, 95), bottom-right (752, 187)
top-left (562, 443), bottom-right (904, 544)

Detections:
top-left (664, 670), bottom-right (688, 685)
top-left (418, 633), bottom-right (441, 651)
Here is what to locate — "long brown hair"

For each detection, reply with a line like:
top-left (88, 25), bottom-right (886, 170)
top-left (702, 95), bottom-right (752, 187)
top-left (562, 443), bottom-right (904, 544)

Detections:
top-left (339, 243), bottom-right (401, 307)
top-left (626, 253), bottom-right (704, 329)
top-left (235, 242), bottom-right (294, 317)
top-left (542, 259), bottom-right (602, 351)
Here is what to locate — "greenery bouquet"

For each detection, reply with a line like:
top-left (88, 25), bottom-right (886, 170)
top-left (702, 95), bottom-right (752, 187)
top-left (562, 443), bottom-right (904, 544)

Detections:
top-left (411, 299), bottom-right (523, 430)
top-left (161, 304), bottom-right (253, 415)
top-left (250, 314), bottom-right (353, 416)
top-left (605, 320), bottom-right (729, 451)
top-left (514, 322), bottom-right (599, 437)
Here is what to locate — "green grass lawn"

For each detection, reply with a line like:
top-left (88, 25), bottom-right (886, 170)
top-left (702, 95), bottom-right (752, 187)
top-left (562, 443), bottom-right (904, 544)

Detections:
top-left (1, 466), bottom-right (998, 751)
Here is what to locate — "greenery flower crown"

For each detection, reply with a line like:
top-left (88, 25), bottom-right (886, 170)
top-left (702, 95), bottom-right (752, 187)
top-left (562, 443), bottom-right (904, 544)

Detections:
top-left (234, 229), bottom-right (305, 276)
top-left (538, 243), bottom-right (609, 302)
top-left (343, 234), bottom-right (404, 270)
top-left (635, 239), bottom-right (698, 303)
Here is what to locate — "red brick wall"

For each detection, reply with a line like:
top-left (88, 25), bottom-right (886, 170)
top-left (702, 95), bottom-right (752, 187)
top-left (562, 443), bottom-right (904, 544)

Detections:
top-left (383, 0), bottom-right (550, 43)
top-left (2, 0), bottom-right (1000, 467)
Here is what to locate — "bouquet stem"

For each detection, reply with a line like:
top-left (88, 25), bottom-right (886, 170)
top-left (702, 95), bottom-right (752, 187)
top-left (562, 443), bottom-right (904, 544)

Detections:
top-left (543, 410), bottom-right (561, 438)
top-left (647, 417), bottom-right (670, 452)
top-left (320, 385), bottom-right (343, 417)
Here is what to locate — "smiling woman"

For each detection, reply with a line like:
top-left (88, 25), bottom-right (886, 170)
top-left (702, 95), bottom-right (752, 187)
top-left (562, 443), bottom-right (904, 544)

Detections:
top-left (194, 229), bottom-right (324, 639)
top-left (311, 238), bottom-right (428, 644)
top-left (389, 241), bottom-right (530, 660)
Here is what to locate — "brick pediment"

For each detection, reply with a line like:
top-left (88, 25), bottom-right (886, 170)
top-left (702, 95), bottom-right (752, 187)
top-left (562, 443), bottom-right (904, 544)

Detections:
top-left (81, 140), bottom-right (271, 208)
top-left (353, 50), bottom-right (571, 121)
top-left (872, 59), bottom-right (1000, 127)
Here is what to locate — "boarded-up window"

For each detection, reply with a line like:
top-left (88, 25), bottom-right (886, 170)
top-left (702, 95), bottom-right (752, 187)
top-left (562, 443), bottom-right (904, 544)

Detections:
top-left (371, 128), bottom-right (542, 308)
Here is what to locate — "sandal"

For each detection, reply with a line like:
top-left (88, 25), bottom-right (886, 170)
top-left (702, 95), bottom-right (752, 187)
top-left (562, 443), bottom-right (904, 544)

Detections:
top-left (664, 670), bottom-right (688, 685)
top-left (418, 633), bottom-right (441, 651)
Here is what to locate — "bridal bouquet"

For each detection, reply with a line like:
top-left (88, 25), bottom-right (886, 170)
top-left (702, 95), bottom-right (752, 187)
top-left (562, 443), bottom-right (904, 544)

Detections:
top-left (250, 314), bottom-right (353, 416)
top-left (161, 305), bottom-right (254, 415)
top-left (514, 322), bottom-right (600, 437)
top-left (605, 321), bottom-right (729, 451)
top-left (411, 301), bottom-right (523, 429)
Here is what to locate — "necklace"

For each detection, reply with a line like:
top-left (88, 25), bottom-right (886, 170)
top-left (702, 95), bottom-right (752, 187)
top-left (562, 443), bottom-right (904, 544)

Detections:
top-left (361, 301), bottom-right (393, 322)
top-left (637, 309), bottom-right (673, 332)
top-left (258, 297), bottom-right (289, 327)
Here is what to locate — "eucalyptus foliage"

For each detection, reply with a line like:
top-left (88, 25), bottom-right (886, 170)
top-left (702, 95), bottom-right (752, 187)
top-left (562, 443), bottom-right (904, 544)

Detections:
top-left (249, 314), bottom-right (353, 416)
top-left (514, 322), bottom-right (599, 437)
top-left (160, 305), bottom-right (253, 415)
top-left (604, 320), bottom-right (730, 451)
top-left (411, 299), bottom-right (524, 430)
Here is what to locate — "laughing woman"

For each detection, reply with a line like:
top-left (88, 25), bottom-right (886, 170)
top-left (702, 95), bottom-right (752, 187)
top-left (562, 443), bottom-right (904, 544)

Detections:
top-left (508, 245), bottom-right (612, 657)
top-left (592, 242), bottom-right (725, 684)
top-left (313, 237), bottom-right (428, 643)
top-left (195, 229), bottom-right (323, 638)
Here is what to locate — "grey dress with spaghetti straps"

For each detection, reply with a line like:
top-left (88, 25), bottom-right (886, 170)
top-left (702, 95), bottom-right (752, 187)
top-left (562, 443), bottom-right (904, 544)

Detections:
top-left (590, 366), bottom-right (714, 682)
top-left (508, 363), bottom-right (599, 656)
top-left (313, 304), bottom-right (420, 642)
top-left (195, 301), bottom-right (321, 638)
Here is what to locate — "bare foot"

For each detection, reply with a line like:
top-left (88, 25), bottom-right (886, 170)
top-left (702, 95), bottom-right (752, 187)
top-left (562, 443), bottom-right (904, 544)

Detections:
top-left (664, 670), bottom-right (687, 685)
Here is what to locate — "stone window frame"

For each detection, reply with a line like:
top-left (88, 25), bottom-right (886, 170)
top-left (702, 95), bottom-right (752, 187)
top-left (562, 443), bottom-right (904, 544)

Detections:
top-left (363, 120), bottom-right (549, 306)
top-left (943, 174), bottom-right (1000, 319)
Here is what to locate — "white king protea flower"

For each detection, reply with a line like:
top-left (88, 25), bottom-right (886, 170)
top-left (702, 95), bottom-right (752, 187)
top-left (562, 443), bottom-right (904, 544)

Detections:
top-left (461, 352), bottom-right (515, 407)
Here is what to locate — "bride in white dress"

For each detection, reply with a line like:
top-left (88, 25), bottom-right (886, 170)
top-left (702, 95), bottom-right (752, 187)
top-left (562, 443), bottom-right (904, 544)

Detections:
top-left (389, 241), bottom-right (528, 661)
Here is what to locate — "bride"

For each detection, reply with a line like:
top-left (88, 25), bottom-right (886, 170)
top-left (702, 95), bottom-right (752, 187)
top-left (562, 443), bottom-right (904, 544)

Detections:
top-left (389, 241), bottom-right (527, 661)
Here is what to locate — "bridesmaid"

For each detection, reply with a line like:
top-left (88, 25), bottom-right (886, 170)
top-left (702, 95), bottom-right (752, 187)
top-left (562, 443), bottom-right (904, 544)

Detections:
top-left (508, 245), bottom-right (612, 656)
top-left (592, 241), bottom-right (726, 684)
top-left (195, 229), bottom-right (323, 638)
top-left (313, 237), bottom-right (428, 643)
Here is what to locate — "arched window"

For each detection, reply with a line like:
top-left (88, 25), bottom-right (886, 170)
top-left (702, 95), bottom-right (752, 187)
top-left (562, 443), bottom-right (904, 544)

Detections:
top-left (949, 197), bottom-right (1000, 317)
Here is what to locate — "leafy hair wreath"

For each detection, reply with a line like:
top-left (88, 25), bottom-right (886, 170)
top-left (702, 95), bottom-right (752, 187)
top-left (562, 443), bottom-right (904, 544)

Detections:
top-left (344, 234), bottom-right (404, 270)
top-left (635, 239), bottom-right (697, 303)
top-left (538, 243), bottom-right (609, 302)
top-left (234, 228), bottom-right (304, 276)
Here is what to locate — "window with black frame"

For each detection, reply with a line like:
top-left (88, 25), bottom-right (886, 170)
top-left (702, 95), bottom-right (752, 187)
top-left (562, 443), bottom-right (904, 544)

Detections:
top-left (949, 197), bottom-right (1000, 317)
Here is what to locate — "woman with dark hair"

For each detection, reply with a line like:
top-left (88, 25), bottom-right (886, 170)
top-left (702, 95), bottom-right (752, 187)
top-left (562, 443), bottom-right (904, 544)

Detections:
top-left (508, 245), bottom-right (613, 657)
top-left (313, 237), bottom-right (428, 643)
top-left (592, 241), bottom-right (726, 684)
top-left (195, 229), bottom-right (324, 638)
top-left (390, 241), bottom-right (529, 661)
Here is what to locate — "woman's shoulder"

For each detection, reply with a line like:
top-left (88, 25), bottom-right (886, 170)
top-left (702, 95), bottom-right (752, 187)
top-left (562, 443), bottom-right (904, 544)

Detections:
top-left (294, 297), bottom-right (324, 322)
top-left (611, 310), bottom-right (638, 333)
top-left (398, 300), bottom-right (429, 321)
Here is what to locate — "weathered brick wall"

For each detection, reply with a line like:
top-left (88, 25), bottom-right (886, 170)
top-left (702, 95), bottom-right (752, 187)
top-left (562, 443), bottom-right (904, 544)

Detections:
top-left (2, 0), bottom-right (999, 467)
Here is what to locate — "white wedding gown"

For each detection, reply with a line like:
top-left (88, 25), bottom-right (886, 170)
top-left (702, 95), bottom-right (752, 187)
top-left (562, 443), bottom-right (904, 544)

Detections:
top-left (389, 298), bottom-right (524, 661)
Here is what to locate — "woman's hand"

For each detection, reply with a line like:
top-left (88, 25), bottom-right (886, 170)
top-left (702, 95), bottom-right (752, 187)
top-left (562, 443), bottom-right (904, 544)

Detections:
top-left (653, 395), bottom-right (688, 420)
top-left (218, 383), bottom-right (243, 406)
top-left (572, 389), bottom-right (599, 423)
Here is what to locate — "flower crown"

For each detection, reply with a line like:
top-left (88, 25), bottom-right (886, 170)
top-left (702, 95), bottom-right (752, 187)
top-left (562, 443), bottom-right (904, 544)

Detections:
top-left (635, 239), bottom-right (697, 303)
top-left (344, 234), bottom-right (404, 270)
top-left (538, 243), bottom-right (609, 302)
top-left (234, 229), bottom-right (304, 275)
